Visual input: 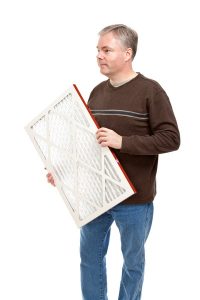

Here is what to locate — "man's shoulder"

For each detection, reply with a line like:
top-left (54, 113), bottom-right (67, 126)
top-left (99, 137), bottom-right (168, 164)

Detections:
top-left (137, 73), bottom-right (165, 93)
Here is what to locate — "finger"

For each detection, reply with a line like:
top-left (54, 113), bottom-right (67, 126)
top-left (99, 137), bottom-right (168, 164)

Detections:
top-left (99, 141), bottom-right (109, 147)
top-left (47, 174), bottom-right (52, 180)
top-left (47, 175), bottom-right (54, 183)
top-left (49, 178), bottom-right (55, 186)
top-left (98, 127), bottom-right (108, 130)
top-left (97, 137), bottom-right (108, 144)
top-left (47, 177), bottom-right (52, 183)
top-left (96, 132), bottom-right (107, 139)
top-left (46, 173), bottom-right (53, 179)
top-left (51, 180), bottom-right (56, 186)
top-left (96, 127), bottom-right (110, 134)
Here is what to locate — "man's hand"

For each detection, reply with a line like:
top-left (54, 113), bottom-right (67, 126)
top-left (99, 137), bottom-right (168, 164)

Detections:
top-left (96, 127), bottom-right (122, 149)
top-left (46, 172), bottom-right (56, 186)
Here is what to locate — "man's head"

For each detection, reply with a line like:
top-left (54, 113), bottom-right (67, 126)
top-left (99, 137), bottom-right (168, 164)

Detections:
top-left (99, 24), bottom-right (138, 60)
top-left (96, 24), bottom-right (138, 79)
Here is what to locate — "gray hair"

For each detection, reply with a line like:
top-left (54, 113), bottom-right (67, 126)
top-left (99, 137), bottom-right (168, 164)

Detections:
top-left (99, 24), bottom-right (138, 60)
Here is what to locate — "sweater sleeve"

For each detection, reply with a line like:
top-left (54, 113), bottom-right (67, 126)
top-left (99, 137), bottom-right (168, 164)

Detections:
top-left (120, 90), bottom-right (180, 155)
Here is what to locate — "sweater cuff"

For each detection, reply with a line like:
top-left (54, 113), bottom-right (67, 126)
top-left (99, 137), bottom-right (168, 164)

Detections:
top-left (120, 136), bottom-right (131, 153)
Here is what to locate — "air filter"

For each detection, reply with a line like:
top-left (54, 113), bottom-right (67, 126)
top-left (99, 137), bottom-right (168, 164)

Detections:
top-left (25, 85), bottom-right (136, 227)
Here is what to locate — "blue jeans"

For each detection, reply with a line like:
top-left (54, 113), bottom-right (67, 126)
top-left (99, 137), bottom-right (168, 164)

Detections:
top-left (80, 202), bottom-right (154, 300)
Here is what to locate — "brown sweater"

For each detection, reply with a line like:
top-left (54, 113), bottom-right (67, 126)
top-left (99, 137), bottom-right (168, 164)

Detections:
top-left (88, 73), bottom-right (180, 204)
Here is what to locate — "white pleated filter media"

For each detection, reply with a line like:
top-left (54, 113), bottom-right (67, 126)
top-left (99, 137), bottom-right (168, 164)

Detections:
top-left (25, 85), bottom-right (136, 227)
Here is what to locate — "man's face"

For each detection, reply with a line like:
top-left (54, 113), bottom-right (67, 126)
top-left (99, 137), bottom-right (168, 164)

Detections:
top-left (96, 32), bottom-right (127, 77)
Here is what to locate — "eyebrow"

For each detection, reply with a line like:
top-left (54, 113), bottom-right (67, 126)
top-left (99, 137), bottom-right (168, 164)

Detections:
top-left (96, 46), bottom-right (113, 50)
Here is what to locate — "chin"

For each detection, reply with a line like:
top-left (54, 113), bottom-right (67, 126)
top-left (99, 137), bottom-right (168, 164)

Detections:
top-left (100, 69), bottom-right (110, 77)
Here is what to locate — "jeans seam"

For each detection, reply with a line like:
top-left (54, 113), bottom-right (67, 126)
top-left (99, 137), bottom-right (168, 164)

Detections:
top-left (144, 203), bottom-right (153, 241)
top-left (98, 215), bottom-right (112, 300)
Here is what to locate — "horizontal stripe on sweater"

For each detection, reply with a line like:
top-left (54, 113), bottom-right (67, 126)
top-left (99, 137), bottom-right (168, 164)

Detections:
top-left (91, 109), bottom-right (149, 120)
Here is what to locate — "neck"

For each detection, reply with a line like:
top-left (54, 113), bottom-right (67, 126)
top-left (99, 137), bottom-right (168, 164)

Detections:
top-left (109, 70), bottom-right (138, 86)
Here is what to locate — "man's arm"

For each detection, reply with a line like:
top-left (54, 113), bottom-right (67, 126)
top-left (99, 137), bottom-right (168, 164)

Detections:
top-left (96, 90), bottom-right (180, 155)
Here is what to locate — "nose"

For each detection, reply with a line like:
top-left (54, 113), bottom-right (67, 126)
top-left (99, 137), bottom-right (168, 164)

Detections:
top-left (97, 51), bottom-right (104, 60)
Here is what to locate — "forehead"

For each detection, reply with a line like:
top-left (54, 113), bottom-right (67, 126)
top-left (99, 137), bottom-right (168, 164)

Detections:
top-left (97, 32), bottom-right (123, 49)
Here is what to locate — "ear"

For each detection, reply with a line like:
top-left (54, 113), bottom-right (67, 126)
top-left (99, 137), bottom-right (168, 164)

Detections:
top-left (124, 48), bottom-right (133, 62)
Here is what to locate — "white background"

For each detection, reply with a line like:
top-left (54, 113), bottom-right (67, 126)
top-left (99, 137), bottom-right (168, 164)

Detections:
top-left (0, 0), bottom-right (199, 299)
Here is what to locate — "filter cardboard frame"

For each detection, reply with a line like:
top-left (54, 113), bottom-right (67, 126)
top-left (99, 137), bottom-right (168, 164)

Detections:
top-left (25, 85), bottom-right (136, 227)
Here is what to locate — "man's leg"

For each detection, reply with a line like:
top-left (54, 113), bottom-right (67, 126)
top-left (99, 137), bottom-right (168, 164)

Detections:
top-left (80, 212), bottom-right (114, 300)
top-left (112, 203), bottom-right (154, 300)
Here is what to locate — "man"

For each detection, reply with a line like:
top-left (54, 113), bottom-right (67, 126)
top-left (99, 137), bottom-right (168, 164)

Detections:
top-left (47, 24), bottom-right (180, 299)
